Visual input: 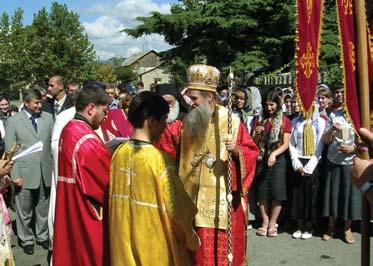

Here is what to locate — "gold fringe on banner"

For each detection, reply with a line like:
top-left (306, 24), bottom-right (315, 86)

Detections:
top-left (303, 107), bottom-right (316, 156)
top-left (335, 0), bottom-right (353, 128)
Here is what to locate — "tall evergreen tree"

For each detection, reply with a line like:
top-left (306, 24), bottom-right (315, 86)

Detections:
top-left (27, 2), bottom-right (96, 82)
top-left (0, 2), bottom-right (96, 91)
top-left (124, 0), bottom-right (295, 85)
top-left (0, 12), bottom-right (11, 87)
top-left (319, 0), bottom-right (342, 85)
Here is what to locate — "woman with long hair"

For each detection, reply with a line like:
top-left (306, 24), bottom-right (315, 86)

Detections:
top-left (252, 89), bottom-right (291, 237)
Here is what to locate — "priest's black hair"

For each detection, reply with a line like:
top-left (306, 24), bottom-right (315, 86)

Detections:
top-left (75, 85), bottom-right (111, 112)
top-left (128, 91), bottom-right (169, 129)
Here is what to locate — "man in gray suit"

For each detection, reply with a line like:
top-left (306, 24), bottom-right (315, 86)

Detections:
top-left (5, 88), bottom-right (53, 255)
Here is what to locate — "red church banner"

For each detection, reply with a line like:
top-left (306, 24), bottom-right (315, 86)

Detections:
top-left (336, 0), bottom-right (361, 129)
top-left (295, 0), bottom-right (324, 112)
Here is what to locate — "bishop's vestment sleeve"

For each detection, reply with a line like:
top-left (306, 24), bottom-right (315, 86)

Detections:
top-left (154, 120), bottom-right (182, 163)
top-left (161, 156), bottom-right (200, 251)
top-left (233, 123), bottom-right (259, 195)
top-left (75, 138), bottom-right (110, 206)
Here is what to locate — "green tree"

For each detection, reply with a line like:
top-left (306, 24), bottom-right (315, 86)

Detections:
top-left (88, 63), bottom-right (117, 83)
top-left (0, 2), bottom-right (96, 91)
top-left (0, 9), bottom-right (28, 89)
top-left (124, 0), bottom-right (295, 85)
top-left (0, 12), bottom-right (11, 87)
top-left (108, 56), bottom-right (125, 68)
top-left (26, 2), bottom-right (96, 82)
top-left (115, 67), bottom-right (138, 84)
top-left (319, 0), bottom-right (342, 86)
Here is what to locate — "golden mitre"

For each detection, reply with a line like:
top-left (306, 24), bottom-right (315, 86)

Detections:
top-left (186, 64), bottom-right (220, 93)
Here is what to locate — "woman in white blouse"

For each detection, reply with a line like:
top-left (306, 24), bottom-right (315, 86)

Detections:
top-left (289, 106), bottom-right (325, 239)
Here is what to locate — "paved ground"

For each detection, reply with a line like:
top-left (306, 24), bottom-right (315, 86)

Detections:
top-left (11, 223), bottom-right (373, 266)
top-left (11, 237), bottom-right (49, 266)
top-left (247, 224), bottom-right (372, 266)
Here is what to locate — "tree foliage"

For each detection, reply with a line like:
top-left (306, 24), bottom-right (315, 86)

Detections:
top-left (319, 0), bottom-right (342, 85)
top-left (124, 0), bottom-right (346, 87)
top-left (124, 0), bottom-right (295, 85)
top-left (106, 56), bottom-right (138, 83)
top-left (0, 2), bottom-right (96, 92)
top-left (115, 67), bottom-right (138, 84)
top-left (88, 63), bottom-right (117, 83)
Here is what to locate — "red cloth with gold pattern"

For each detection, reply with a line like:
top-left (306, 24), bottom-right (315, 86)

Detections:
top-left (53, 119), bottom-right (111, 266)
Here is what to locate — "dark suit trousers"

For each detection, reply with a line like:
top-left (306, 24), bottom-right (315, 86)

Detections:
top-left (15, 181), bottom-right (50, 246)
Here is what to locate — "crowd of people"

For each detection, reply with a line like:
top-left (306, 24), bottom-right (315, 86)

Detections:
top-left (232, 83), bottom-right (363, 243)
top-left (0, 63), bottom-right (369, 265)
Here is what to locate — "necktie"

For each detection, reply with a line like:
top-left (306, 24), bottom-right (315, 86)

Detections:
top-left (30, 116), bottom-right (37, 132)
top-left (54, 102), bottom-right (60, 115)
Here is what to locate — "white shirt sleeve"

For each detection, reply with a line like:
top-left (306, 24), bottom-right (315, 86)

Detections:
top-left (0, 120), bottom-right (5, 138)
top-left (289, 119), bottom-right (303, 171)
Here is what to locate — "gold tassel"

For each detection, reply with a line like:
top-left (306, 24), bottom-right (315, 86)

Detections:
top-left (303, 109), bottom-right (315, 156)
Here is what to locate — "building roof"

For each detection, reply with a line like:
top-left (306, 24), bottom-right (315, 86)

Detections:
top-left (138, 62), bottom-right (168, 76)
top-left (121, 50), bottom-right (158, 67)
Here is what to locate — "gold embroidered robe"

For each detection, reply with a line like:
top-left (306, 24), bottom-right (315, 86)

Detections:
top-left (109, 140), bottom-right (200, 266)
top-left (179, 105), bottom-right (240, 229)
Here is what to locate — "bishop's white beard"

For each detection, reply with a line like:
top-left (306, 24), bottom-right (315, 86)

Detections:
top-left (167, 100), bottom-right (180, 124)
top-left (182, 103), bottom-right (211, 147)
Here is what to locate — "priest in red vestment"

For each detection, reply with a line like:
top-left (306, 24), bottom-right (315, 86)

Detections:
top-left (53, 85), bottom-right (111, 266)
top-left (157, 64), bottom-right (259, 265)
top-left (154, 83), bottom-right (188, 162)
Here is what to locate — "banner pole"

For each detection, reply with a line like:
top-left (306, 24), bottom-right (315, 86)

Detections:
top-left (353, 0), bottom-right (370, 265)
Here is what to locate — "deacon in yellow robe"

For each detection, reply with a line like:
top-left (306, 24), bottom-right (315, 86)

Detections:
top-left (109, 139), bottom-right (200, 265)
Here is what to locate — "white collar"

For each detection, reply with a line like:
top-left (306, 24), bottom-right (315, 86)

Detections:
top-left (56, 93), bottom-right (67, 106)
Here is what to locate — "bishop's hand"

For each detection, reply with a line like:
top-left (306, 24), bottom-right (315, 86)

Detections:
top-left (225, 138), bottom-right (238, 157)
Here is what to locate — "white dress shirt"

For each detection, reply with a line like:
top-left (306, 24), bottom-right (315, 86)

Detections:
top-left (289, 115), bottom-right (326, 174)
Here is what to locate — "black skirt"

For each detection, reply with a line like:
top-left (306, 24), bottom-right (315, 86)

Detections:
top-left (290, 158), bottom-right (319, 221)
top-left (321, 160), bottom-right (361, 220)
top-left (255, 154), bottom-right (287, 201)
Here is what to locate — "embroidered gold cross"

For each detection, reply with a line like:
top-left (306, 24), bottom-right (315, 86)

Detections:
top-left (343, 0), bottom-right (353, 15)
top-left (300, 42), bottom-right (315, 79)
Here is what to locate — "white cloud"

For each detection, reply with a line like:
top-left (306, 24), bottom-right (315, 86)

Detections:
top-left (87, 0), bottom-right (171, 27)
top-left (126, 47), bottom-right (141, 57)
top-left (83, 16), bottom-right (124, 39)
top-left (96, 50), bottom-right (116, 60)
top-left (82, 0), bottom-right (173, 60)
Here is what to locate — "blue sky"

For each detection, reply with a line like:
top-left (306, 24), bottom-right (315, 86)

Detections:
top-left (0, 0), bottom-right (177, 59)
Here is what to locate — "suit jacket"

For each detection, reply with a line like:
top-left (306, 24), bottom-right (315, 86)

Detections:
top-left (5, 110), bottom-right (54, 189)
top-left (42, 94), bottom-right (73, 117)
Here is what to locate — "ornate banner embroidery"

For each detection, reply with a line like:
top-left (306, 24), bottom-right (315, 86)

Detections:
top-left (295, 0), bottom-right (324, 112)
top-left (342, 0), bottom-right (353, 15)
top-left (300, 42), bottom-right (315, 78)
